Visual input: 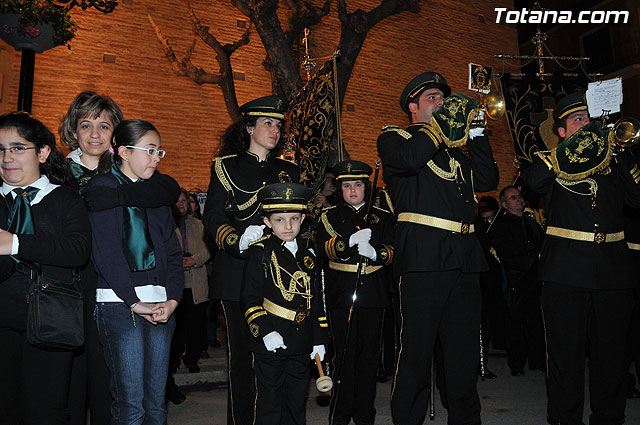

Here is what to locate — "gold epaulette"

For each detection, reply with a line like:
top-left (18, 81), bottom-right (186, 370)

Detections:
top-left (535, 151), bottom-right (553, 170)
top-left (372, 205), bottom-right (391, 215)
top-left (249, 234), bottom-right (271, 247)
top-left (320, 211), bottom-right (341, 238)
top-left (275, 156), bottom-right (298, 166)
top-left (381, 125), bottom-right (411, 140)
top-left (212, 154), bottom-right (238, 162)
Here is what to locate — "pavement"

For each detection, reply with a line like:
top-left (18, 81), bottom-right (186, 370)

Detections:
top-left (168, 345), bottom-right (640, 425)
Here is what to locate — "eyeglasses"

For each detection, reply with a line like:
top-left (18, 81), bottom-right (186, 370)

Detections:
top-left (0, 146), bottom-right (38, 155)
top-left (125, 145), bottom-right (166, 158)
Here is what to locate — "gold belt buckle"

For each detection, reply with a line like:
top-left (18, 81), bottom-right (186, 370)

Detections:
top-left (594, 231), bottom-right (605, 244)
top-left (461, 222), bottom-right (471, 235)
top-left (294, 310), bottom-right (307, 324)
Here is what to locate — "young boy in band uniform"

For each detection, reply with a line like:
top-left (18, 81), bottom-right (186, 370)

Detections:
top-left (240, 182), bottom-right (328, 425)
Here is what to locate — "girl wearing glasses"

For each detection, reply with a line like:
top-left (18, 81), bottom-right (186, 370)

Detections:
top-left (0, 112), bottom-right (92, 424)
top-left (202, 95), bottom-right (300, 425)
top-left (86, 119), bottom-right (183, 425)
top-left (59, 92), bottom-right (181, 425)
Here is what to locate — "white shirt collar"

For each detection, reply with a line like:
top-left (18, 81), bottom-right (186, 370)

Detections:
top-left (2, 175), bottom-right (59, 205)
top-left (67, 148), bottom-right (97, 170)
top-left (284, 239), bottom-right (298, 257)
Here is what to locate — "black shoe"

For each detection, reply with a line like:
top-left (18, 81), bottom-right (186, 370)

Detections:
top-left (628, 387), bottom-right (640, 399)
top-left (200, 350), bottom-right (210, 359)
top-left (166, 383), bottom-right (186, 405)
top-left (482, 369), bottom-right (497, 379)
top-left (511, 369), bottom-right (525, 376)
top-left (209, 339), bottom-right (221, 348)
top-left (188, 364), bottom-right (200, 373)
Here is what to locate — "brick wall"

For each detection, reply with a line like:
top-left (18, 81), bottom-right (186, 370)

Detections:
top-left (0, 0), bottom-right (518, 196)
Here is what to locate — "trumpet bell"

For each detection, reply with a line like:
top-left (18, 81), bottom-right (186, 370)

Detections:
top-left (485, 90), bottom-right (506, 120)
top-left (316, 375), bottom-right (333, 392)
top-left (613, 117), bottom-right (640, 149)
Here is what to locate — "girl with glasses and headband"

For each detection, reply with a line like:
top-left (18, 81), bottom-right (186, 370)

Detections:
top-left (59, 91), bottom-right (181, 425)
top-left (87, 119), bottom-right (183, 425)
top-left (0, 112), bottom-right (92, 424)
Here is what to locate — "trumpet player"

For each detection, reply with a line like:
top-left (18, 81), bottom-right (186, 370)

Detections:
top-left (377, 71), bottom-right (499, 425)
top-left (524, 91), bottom-right (640, 425)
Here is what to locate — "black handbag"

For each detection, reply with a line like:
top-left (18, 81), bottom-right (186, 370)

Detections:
top-left (26, 270), bottom-right (84, 350)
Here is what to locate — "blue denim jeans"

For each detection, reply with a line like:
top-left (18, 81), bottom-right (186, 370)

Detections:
top-left (95, 302), bottom-right (175, 425)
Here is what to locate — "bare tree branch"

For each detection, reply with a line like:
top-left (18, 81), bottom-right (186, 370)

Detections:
top-left (148, 14), bottom-right (221, 85)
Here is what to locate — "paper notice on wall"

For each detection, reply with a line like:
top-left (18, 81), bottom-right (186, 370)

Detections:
top-left (587, 77), bottom-right (622, 118)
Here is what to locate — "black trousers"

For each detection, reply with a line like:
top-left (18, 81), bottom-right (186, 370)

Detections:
top-left (68, 292), bottom-right (112, 425)
top-left (329, 307), bottom-right (383, 425)
top-left (171, 289), bottom-right (209, 368)
top-left (391, 271), bottom-right (481, 425)
top-left (222, 300), bottom-right (255, 425)
top-left (0, 328), bottom-right (73, 425)
top-left (542, 283), bottom-right (633, 425)
top-left (505, 284), bottom-right (545, 372)
top-left (253, 353), bottom-right (309, 425)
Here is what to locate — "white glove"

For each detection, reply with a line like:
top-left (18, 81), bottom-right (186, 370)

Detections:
top-left (239, 224), bottom-right (265, 252)
top-left (349, 228), bottom-right (372, 247)
top-left (310, 344), bottom-right (326, 361)
top-left (263, 331), bottom-right (287, 352)
top-left (469, 127), bottom-right (485, 140)
top-left (357, 241), bottom-right (377, 261)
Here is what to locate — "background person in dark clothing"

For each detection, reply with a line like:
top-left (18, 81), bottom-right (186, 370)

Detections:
top-left (490, 186), bottom-right (545, 377)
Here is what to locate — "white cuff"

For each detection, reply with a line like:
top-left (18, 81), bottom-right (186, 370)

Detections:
top-left (11, 234), bottom-right (19, 256)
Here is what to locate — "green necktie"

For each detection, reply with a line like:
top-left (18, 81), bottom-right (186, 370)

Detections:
top-left (8, 187), bottom-right (40, 235)
top-left (7, 186), bottom-right (40, 272)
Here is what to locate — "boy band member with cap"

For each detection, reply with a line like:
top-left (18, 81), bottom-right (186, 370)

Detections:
top-left (240, 182), bottom-right (328, 425)
top-left (203, 95), bottom-right (300, 425)
top-left (316, 160), bottom-right (394, 425)
top-left (377, 71), bottom-right (499, 425)
top-left (524, 91), bottom-right (640, 425)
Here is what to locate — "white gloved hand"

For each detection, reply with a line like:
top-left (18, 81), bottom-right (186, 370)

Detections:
top-left (357, 241), bottom-right (377, 261)
top-left (239, 224), bottom-right (265, 252)
top-left (310, 344), bottom-right (326, 361)
top-left (263, 331), bottom-right (287, 352)
top-left (349, 228), bottom-right (372, 247)
top-left (469, 127), bottom-right (485, 140)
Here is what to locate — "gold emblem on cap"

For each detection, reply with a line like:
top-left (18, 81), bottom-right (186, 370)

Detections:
top-left (336, 241), bottom-right (346, 251)
top-left (285, 187), bottom-right (293, 200)
top-left (347, 163), bottom-right (352, 172)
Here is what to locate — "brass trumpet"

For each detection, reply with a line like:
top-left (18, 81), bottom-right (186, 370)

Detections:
top-left (471, 89), bottom-right (506, 128)
top-left (610, 117), bottom-right (640, 149)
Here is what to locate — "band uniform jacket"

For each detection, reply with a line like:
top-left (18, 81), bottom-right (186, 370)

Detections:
top-left (316, 204), bottom-right (394, 308)
top-left (524, 150), bottom-right (640, 289)
top-left (240, 234), bottom-right (329, 355)
top-left (489, 211), bottom-right (543, 290)
top-left (376, 124), bottom-right (499, 278)
top-left (203, 151), bottom-right (300, 301)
